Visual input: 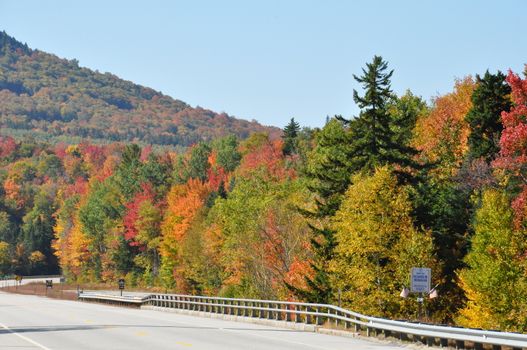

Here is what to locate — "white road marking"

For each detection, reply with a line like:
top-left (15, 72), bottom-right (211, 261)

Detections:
top-left (0, 322), bottom-right (53, 350)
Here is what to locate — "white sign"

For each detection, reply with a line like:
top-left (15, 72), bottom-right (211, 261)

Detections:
top-left (411, 267), bottom-right (431, 293)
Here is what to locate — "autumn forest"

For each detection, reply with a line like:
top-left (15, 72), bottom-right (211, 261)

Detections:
top-left (1, 32), bottom-right (527, 332)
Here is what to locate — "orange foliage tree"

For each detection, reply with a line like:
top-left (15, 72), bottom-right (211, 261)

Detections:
top-left (160, 178), bottom-right (211, 290)
top-left (414, 77), bottom-right (476, 177)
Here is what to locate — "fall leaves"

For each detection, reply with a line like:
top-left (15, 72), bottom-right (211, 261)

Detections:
top-left (2, 60), bottom-right (527, 332)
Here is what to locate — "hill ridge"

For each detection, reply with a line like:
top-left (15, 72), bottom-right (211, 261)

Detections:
top-left (0, 31), bottom-right (279, 148)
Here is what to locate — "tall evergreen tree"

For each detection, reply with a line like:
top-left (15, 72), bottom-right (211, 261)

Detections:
top-left (282, 118), bottom-right (301, 156)
top-left (290, 118), bottom-right (353, 303)
top-left (346, 56), bottom-right (419, 176)
top-left (465, 71), bottom-right (511, 161)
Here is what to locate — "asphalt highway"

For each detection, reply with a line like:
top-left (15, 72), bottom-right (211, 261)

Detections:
top-left (0, 292), bottom-right (412, 350)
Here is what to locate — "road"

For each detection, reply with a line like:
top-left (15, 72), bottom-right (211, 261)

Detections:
top-left (0, 292), bottom-right (413, 350)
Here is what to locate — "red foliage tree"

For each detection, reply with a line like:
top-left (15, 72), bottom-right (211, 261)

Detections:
top-left (0, 136), bottom-right (17, 159)
top-left (494, 67), bottom-right (527, 226)
top-left (123, 183), bottom-right (156, 246)
top-left (238, 135), bottom-right (294, 180)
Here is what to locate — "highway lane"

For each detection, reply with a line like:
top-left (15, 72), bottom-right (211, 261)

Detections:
top-left (0, 292), bottom-right (413, 350)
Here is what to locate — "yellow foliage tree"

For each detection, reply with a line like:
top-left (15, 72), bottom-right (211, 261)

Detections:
top-left (330, 167), bottom-right (437, 318)
top-left (457, 190), bottom-right (527, 331)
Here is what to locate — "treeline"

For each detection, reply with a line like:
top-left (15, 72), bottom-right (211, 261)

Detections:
top-left (0, 31), bottom-right (279, 146)
top-left (1, 56), bottom-right (527, 332)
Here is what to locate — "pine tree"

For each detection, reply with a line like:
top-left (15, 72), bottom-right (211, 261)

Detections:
top-left (282, 118), bottom-right (301, 156)
top-left (347, 56), bottom-right (419, 176)
top-left (466, 71), bottom-right (511, 161)
top-left (350, 55), bottom-right (393, 170)
top-left (289, 118), bottom-right (353, 303)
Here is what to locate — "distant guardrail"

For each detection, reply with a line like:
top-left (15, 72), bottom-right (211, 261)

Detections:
top-left (78, 292), bottom-right (527, 350)
top-left (0, 275), bottom-right (64, 287)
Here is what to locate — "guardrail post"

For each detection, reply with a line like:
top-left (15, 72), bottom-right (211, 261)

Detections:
top-left (315, 307), bottom-right (324, 325)
top-left (244, 301), bottom-right (249, 317)
top-left (276, 304), bottom-right (282, 320)
top-left (295, 305), bottom-right (301, 323)
top-left (425, 336), bottom-right (434, 347)
top-left (259, 302), bottom-right (264, 318)
top-left (455, 340), bottom-right (465, 349)
top-left (345, 319), bottom-right (351, 330)
top-left (354, 317), bottom-right (360, 332)
top-left (286, 305), bottom-right (292, 322)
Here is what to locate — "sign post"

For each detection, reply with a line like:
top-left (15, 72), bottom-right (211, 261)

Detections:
top-left (118, 278), bottom-right (125, 296)
top-left (410, 267), bottom-right (431, 321)
top-left (45, 279), bottom-right (53, 296)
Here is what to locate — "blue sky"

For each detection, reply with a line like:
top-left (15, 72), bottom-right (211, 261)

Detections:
top-left (0, 0), bottom-right (526, 128)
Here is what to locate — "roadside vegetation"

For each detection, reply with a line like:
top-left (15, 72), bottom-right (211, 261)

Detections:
top-left (2, 48), bottom-right (527, 331)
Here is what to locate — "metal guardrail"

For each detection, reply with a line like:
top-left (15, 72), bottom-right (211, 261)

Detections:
top-left (78, 292), bottom-right (146, 305)
top-left (78, 292), bottom-right (527, 350)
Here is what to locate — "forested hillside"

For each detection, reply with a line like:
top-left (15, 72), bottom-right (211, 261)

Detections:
top-left (0, 31), bottom-right (279, 147)
top-left (1, 52), bottom-right (527, 332)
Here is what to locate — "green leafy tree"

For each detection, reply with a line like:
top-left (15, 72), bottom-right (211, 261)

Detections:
top-left (389, 90), bottom-right (428, 148)
top-left (465, 71), bottom-right (511, 161)
top-left (0, 211), bottom-right (16, 244)
top-left (21, 189), bottom-right (57, 273)
top-left (133, 200), bottom-right (162, 282)
top-left (78, 179), bottom-right (125, 279)
top-left (213, 135), bottom-right (241, 172)
top-left (140, 153), bottom-right (173, 198)
top-left (173, 142), bottom-right (212, 183)
top-left (0, 241), bottom-right (11, 275)
top-left (458, 190), bottom-right (527, 331)
top-left (115, 144), bottom-right (143, 201)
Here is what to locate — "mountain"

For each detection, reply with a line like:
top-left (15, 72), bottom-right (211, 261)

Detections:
top-left (0, 31), bottom-right (280, 148)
